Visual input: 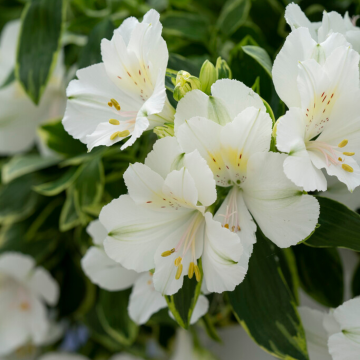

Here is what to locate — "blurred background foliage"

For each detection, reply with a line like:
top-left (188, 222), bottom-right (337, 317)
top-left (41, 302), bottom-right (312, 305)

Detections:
top-left (1, 0), bottom-right (360, 358)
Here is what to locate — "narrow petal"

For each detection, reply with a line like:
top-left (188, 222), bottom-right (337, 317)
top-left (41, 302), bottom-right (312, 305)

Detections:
top-left (190, 295), bottom-right (209, 324)
top-left (28, 268), bottom-right (59, 306)
top-left (242, 152), bottom-right (320, 247)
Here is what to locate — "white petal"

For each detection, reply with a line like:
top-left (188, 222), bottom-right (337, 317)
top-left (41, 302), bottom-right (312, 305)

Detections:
top-left (190, 295), bottom-right (209, 324)
top-left (128, 272), bottom-right (166, 324)
top-left (202, 213), bottom-right (245, 293)
top-left (0, 252), bottom-right (35, 282)
top-left (298, 307), bottom-right (333, 360)
top-left (170, 329), bottom-right (194, 360)
top-left (28, 295), bottom-right (50, 345)
top-left (101, 195), bottom-right (193, 272)
top-left (318, 11), bottom-right (346, 43)
top-left (328, 332), bottom-right (360, 360)
top-left (242, 152), bottom-right (320, 247)
top-left (81, 247), bottom-right (139, 291)
top-left (176, 117), bottom-right (229, 187)
top-left (87, 219), bottom-right (107, 246)
top-left (346, 30), bottom-right (360, 53)
top-left (332, 297), bottom-right (360, 334)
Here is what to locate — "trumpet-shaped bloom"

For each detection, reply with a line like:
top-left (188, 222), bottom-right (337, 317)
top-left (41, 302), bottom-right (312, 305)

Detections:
top-left (276, 46), bottom-right (360, 192)
top-left (0, 20), bottom-right (66, 155)
top-left (100, 137), bottom-right (246, 295)
top-left (0, 253), bottom-right (59, 356)
top-left (175, 79), bottom-right (319, 260)
top-left (63, 10), bottom-right (174, 152)
top-left (285, 3), bottom-right (360, 53)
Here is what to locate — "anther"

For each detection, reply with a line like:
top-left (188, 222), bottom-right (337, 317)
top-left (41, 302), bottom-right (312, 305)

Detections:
top-left (194, 265), bottom-right (201, 282)
top-left (110, 132), bottom-right (119, 140)
top-left (110, 98), bottom-right (121, 110)
top-left (161, 248), bottom-right (175, 257)
top-left (174, 257), bottom-right (182, 266)
top-left (338, 139), bottom-right (348, 148)
top-left (342, 164), bottom-right (354, 172)
top-left (175, 264), bottom-right (183, 280)
top-left (109, 119), bottom-right (120, 125)
top-left (224, 224), bottom-right (229, 229)
top-left (343, 152), bottom-right (355, 156)
top-left (108, 102), bottom-right (113, 107)
top-left (118, 130), bottom-right (130, 137)
top-left (338, 157), bottom-right (343, 162)
top-left (188, 262), bottom-right (195, 279)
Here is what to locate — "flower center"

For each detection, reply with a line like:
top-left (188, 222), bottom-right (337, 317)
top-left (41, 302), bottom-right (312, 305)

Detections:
top-left (218, 187), bottom-right (241, 233)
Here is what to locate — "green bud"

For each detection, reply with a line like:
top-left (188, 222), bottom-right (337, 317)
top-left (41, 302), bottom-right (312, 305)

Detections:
top-left (153, 123), bottom-right (175, 138)
top-left (216, 57), bottom-right (232, 80)
top-left (199, 60), bottom-right (217, 95)
top-left (173, 70), bottom-right (201, 101)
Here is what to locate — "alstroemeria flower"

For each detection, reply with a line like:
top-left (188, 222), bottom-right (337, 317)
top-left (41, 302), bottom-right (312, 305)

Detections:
top-left (0, 20), bottom-right (66, 155)
top-left (175, 79), bottom-right (320, 264)
top-left (0, 253), bottom-right (59, 356)
top-left (100, 137), bottom-right (246, 295)
top-left (63, 10), bottom-right (175, 152)
top-left (81, 220), bottom-right (209, 324)
top-left (285, 3), bottom-right (360, 53)
top-left (276, 46), bottom-right (360, 192)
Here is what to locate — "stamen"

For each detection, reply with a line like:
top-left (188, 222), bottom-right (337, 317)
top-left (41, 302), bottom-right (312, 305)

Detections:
top-left (174, 256), bottom-right (182, 266)
top-left (188, 262), bottom-right (195, 279)
top-left (108, 102), bottom-right (113, 107)
top-left (338, 157), bottom-right (343, 162)
top-left (175, 264), bottom-right (183, 280)
top-left (343, 152), bottom-right (355, 156)
top-left (224, 224), bottom-right (229, 229)
top-left (109, 119), bottom-right (120, 125)
top-left (110, 98), bottom-right (121, 110)
top-left (161, 248), bottom-right (175, 257)
top-left (20, 302), bottom-right (30, 311)
top-left (338, 139), bottom-right (348, 148)
top-left (110, 132), bottom-right (119, 140)
top-left (118, 130), bottom-right (130, 137)
top-left (342, 164), bottom-right (354, 172)
top-left (194, 265), bottom-right (201, 282)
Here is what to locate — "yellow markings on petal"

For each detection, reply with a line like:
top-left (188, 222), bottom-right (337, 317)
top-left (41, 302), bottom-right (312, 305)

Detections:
top-left (174, 256), bottom-right (182, 266)
top-left (188, 262), bottom-right (195, 279)
top-left (161, 248), bottom-right (175, 257)
top-left (343, 152), bottom-right (355, 156)
top-left (342, 164), bottom-right (354, 172)
top-left (110, 98), bottom-right (121, 110)
top-left (109, 119), bottom-right (120, 125)
top-left (175, 263), bottom-right (183, 280)
top-left (338, 139), bottom-right (348, 148)
top-left (118, 130), bottom-right (130, 137)
top-left (194, 265), bottom-right (201, 282)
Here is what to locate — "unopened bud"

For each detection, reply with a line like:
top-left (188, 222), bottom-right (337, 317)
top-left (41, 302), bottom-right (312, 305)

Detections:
top-left (216, 57), bottom-right (232, 80)
top-left (199, 60), bottom-right (217, 95)
top-left (173, 70), bottom-right (201, 101)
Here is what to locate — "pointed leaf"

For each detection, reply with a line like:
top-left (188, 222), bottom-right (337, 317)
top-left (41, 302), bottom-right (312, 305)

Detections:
top-left (242, 45), bottom-right (272, 78)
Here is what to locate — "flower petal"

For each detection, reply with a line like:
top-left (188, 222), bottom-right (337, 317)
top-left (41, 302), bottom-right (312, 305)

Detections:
top-left (87, 219), bottom-right (108, 246)
top-left (328, 333), bottom-right (360, 360)
top-left (190, 295), bottom-right (209, 324)
top-left (0, 252), bottom-right (35, 282)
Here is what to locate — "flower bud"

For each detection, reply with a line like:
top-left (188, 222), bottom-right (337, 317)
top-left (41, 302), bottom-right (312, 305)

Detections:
top-left (199, 60), bottom-right (217, 95)
top-left (216, 57), bottom-right (232, 80)
top-left (153, 123), bottom-right (175, 138)
top-left (173, 70), bottom-right (201, 101)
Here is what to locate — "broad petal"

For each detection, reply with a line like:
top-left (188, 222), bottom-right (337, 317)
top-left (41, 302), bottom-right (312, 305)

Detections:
top-left (332, 297), bottom-right (360, 334)
top-left (346, 30), bottom-right (360, 53)
top-left (220, 107), bottom-right (272, 184)
top-left (176, 117), bottom-right (229, 187)
top-left (298, 307), bottom-right (332, 360)
top-left (28, 268), bottom-right (59, 306)
top-left (0, 252), bottom-right (35, 282)
top-left (318, 11), bottom-right (346, 43)
top-left (328, 333), bottom-right (360, 360)
top-left (242, 152), bottom-right (320, 247)
top-left (101, 195), bottom-right (193, 272)
top-left (87, 219), bottom-right (107, 246)
top-left (81, 247), bottom-right (139, 291)
top-left (28, 295), bottom-right (49, 345)
top-left (128, 272), bottom-right (166, 324)
top-left (202, 213), bottom-right (245, 293)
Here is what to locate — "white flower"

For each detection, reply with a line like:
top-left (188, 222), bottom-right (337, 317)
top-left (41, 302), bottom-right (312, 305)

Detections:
top-left (276, 46), bottom-right (360, 192)
top-left (175, 79), bottom-right (320, 263)
top-left (100, 137), bottom-right (245, 295)
top-left (0, 252), bottom-right (59, 356)
top-left (63, 10), bottom-right (175, 152)
top-left (285, 3), bottom-right (360, 53)
top-left (0, 20), bottom-right (66, 156)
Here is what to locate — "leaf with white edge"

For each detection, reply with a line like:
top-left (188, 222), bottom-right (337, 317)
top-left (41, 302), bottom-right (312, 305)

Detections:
top-left (59, 187), bottom-right (81, 232)
top-left (306, 197), bottom-right (360, 251)
top-left (242, 45), bottom-right (272, 78)
top-left (16, 0), bottom-right (65, 104)
top-left (2, 155), bottom-right (60, 184)
top-left (227, 230), bottom-right (309, 360)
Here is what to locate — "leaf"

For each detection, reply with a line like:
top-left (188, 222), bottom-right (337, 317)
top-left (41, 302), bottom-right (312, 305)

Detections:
top-left (165, 261), bottom-right (203, 329)
top-left (217, 0), bottom-right (251, 36)
top-left (293, 245), bottom-right (344, 308)
top-left (78, 18), bottom-right (114, 69)
top-left (2, 155), bottom-right (60, 184)
top-left (97, 289), bottom-right (138, 346)
top-left (306, 197), bottom-right (360, 251)
top-left (0, 69), bottom-right (15, 89)
top-left (165, 69), bottom-right (177, 92)
top-left (242, 45), bottom-right (272, 78)
top-left (59, 187), bottom-right (82, 232)
top-left (33, 167), bottom-right (80, 196)
top-left (201, 313), bottom-right (222, 343)
top-left (16, 0), bottom-right (65, 104)
top-left (227, 230), bottom-right (309, 360)
top-left (38, 120), bottom-right (87, 157)
top-left (168, 53), bottom-right (202, 75)
top-left (352, 261), bottom-right (360, 297)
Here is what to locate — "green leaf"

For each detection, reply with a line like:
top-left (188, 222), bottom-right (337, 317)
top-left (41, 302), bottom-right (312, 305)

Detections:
top-left (306, 197), bottom-right (360, 251)
top-left (165, 261), bottom-right (203, 329)
top-left (38, 120), bottom-right (87, 157)
top-left (217, 0), bottom-right (251, 36)
top-left (78, 18), bottom-right (114, 69)
top-left (2, 155), bottom-right (60, 184)
top-left (294, 245), bottom-right (344, 308)
top-left (59, 187), bottom-right (82, 232)
top-left (0, 69), bottom-right (15, 89)
top-left (227, 231), bottom-right (309, 360)
top-left (352, 261), bottom-right (360, 297)
top-left (168, 53), bottom-right (202, 75)
top-left (97, 289), bottom-right (138, 346)
top-left (165, 69), bottom-right (177, 92)
top-left (242, 45), bottom-right (272, 78)
top-left (16, 0), bottom-right (65, 104)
